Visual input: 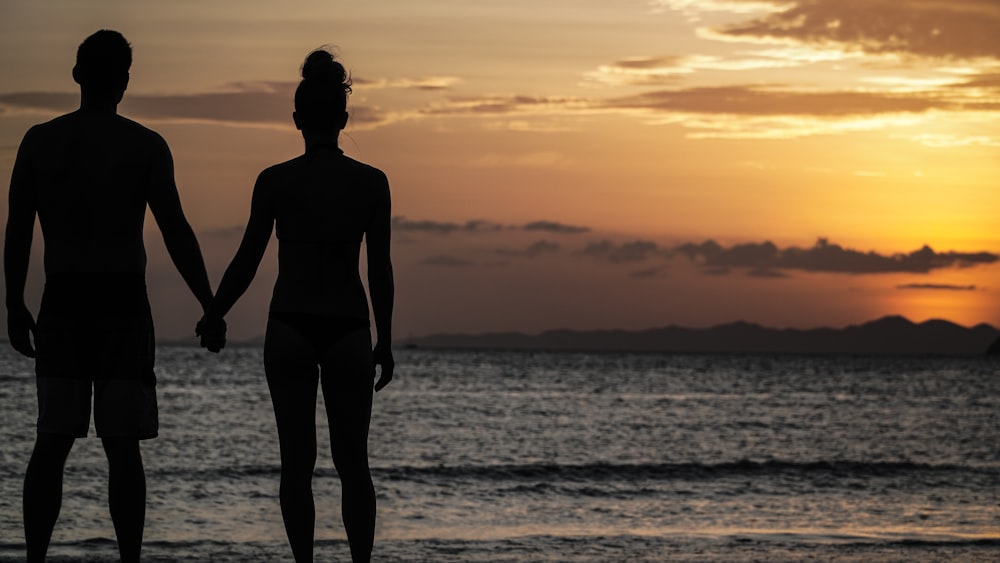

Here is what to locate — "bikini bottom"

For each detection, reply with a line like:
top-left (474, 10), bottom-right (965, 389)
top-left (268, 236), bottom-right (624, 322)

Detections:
top-left (267, 311), bottom-right (370, 361)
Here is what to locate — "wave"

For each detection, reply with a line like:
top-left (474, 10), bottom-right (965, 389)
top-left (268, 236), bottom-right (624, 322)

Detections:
top-left (2, 535), bottom-right (995, 563)
top-left (370, 459), bottom-right (999, 483)
top-left (149, 459), bottom-right (998, 484)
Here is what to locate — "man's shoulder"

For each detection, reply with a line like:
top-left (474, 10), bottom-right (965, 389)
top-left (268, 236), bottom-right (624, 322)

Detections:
top-left (114, 115), bottom-right (168, 145)
top-left (26, 113), bottom-right (167, 148)
top-left (23, 113), bottom-right (75, 140)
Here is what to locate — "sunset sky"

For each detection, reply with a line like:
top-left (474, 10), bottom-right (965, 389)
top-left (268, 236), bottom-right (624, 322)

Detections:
top-left (1, 0), bottom-right (998, 342)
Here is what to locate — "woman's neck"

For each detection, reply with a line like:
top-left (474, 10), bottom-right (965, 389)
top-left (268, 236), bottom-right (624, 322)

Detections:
top-left (303, 132), bottom-right (340, 152)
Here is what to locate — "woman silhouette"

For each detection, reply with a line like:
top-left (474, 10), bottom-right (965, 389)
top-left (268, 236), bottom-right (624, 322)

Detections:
top-left (200, 49), bottom-right (394, 562)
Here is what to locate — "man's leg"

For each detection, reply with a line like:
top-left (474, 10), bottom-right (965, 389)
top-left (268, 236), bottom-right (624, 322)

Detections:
top-left (101, 437), bottom-right (145, 563)
top-left (23, 432), bottom-right (75, 563)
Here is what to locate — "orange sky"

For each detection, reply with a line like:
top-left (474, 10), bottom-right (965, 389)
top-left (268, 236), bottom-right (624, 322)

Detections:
top-left (1, 0), bottom-right (998, 341)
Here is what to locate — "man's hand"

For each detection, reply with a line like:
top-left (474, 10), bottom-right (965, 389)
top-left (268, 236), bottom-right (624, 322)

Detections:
top-left (196, 315), bottom-right (227, 353)
top-left (373, 342), bottom-right (394, 391)
top-left (7, 304), bottom-right (36, 358)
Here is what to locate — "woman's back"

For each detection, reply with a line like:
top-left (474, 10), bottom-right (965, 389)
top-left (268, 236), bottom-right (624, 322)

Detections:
top-left (263, 146), bottom-right (390, 320)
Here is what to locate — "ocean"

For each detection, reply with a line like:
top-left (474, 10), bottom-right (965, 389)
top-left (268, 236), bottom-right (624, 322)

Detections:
top-left (0, 346), bottom-right (997, 562)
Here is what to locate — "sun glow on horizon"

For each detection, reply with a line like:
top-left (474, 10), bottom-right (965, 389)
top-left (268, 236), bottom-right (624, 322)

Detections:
top-left (1, 0), bottom-right (998, 339)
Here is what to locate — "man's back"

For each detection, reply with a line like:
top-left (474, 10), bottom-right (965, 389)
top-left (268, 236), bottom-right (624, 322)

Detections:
top-left (20, 110), bottom-right (167, 275)
top-left (5, 30), bottom-right (218, 563)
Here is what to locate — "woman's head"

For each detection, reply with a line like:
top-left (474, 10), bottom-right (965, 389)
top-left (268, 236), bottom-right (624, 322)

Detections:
top-left (293, 49), bottom-right (351, 134)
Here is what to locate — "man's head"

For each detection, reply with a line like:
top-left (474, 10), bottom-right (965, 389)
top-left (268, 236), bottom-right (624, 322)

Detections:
top-left (73, 30), bottom-right (131, 102)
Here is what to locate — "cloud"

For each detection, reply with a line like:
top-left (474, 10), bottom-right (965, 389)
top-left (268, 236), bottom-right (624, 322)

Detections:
top-left (677, 237), bottom-right (999, 274)
top-left (419, 255), bottom-right (476, 267)
top-left (354, 76), bottom-right (462, 91)
top-left (908, 133), bottom-right (1000, 148)
top-left (705, 0), bottom-right (1000, 61)
top-left (391, 216), bottom-right (504, 235)
top-left (583, 239), bottom-right (662, 262)
top-left (896, 283), bottom-right (979, 291)
top-left (601, 85), bottom-right (954, 117)
top-left (0, 81), bottom-right (390, 129)
top-left (391, 216), bottom-right (591, 235)
top-left (495, 239), bottom-right (561, 258)
top-left (523, 220), bottom-right (590, 234)
top-left (584, 52), bottom-right (828, 86)
top-left (407, 70), bottom-right (998, 138)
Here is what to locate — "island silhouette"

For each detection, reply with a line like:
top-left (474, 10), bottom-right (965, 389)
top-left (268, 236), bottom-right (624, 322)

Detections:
top-left (398, 316), bottom-right (1000, 356)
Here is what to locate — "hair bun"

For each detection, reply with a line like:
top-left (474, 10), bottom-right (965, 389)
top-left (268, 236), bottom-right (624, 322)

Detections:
top-left (301, 49), bottom-right (345, 83)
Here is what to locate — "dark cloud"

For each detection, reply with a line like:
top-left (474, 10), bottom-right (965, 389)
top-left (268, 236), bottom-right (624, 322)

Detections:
top-left (392, 216), bottom-right (504, 235)
top-left (392, 217), bottom-right (591, 236)
top-left (677, 237), bottom-right (998, 274)
top-left (602, 86), bottom-right (953, 117)
top-left (419, 255), bottom-right (476, 267)
top-left (583, 239), bottom-right (662, 263)
top-left (896, 283), bottom-right (979, 291)
top-left (712, 0), bottom-right (1000, 61)
top-left (613, 56), bottom-right (687, 70)
top-left (956, 72), bottom-right (1000, 90)
top-left (524, 240), bottom-right (560, 257)
top-left (414, 88), bottom-right (958, 121)
top-left (523, 220), bottom-right (590, 234)
top-left (419, 94), bottom-right (583, 117)
top-left (495, 239), bottom-right (561, 258)
top-left (0, 82), bottom-right (387, 127)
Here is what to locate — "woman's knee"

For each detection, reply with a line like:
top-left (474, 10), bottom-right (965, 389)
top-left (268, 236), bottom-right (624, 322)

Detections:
top-left (280, 442), bottom-right (317, 475)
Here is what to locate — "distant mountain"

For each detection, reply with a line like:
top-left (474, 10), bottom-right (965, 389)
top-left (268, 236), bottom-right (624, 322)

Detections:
top-left (404, 316), bottom-right (1000, 355)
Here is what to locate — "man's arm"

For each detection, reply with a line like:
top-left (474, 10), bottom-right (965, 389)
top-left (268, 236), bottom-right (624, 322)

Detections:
top-left (4, 129), bottom-right (38, 357)
top-left (146, 135), bottom-right (214, 313)
top-left (367, 171), bottom-right (394, 391)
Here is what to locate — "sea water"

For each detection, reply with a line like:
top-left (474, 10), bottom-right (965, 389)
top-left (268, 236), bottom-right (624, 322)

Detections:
top-left (0, 347), bottom-right (997, 562)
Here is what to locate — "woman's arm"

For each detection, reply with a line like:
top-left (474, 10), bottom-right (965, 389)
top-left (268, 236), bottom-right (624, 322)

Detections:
top-left (199, 171), bottom-right (275, 349)
top-left (367, 171), bottom-right (394, 390)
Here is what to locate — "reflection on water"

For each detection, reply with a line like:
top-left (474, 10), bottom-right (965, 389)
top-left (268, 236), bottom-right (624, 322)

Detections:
top-left (0, 347), bottom-right (997, 561)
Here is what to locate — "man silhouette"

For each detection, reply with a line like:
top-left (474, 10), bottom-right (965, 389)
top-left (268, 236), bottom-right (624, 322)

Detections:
top-left (4, 30), bottom-right (215, 562)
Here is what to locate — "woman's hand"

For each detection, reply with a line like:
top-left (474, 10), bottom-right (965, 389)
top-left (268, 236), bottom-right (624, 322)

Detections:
top-left (373, 342), bottom-right (394, 391)
top-left (196, 314), bottom-right (227, 353)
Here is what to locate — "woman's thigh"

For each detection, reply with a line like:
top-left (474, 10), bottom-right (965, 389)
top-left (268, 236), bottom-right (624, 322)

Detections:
top-left (319, 328), bottom-right (374, 457)
top-left (264, 319), bottom-right (320, 439)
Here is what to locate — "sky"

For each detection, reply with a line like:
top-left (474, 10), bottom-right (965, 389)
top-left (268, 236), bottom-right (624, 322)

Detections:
top-left (1, 0), bottom-right (998, 342)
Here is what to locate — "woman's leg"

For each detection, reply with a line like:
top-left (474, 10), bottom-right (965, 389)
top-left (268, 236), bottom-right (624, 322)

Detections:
top-left (264, 320), bottom-right (320, 563)
top-left (319, 329), bottom-right (376, 563)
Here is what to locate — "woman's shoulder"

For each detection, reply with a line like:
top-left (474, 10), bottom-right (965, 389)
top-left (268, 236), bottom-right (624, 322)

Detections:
top-left (340, 155), bottom-right (389, 182)
top-left (259, 155), bottom-right (308, 179)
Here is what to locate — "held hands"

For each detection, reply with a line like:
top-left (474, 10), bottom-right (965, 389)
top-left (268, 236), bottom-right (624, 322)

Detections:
top-left (196, 314), bottom-right (227, 353)
top-left (7, 303), bottom-right (36, 358)
top-left (373, 341), bottom-right (394, 392)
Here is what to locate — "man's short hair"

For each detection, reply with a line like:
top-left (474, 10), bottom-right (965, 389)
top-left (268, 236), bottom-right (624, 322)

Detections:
top-left (75, 30), bottom-right (132, 92)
